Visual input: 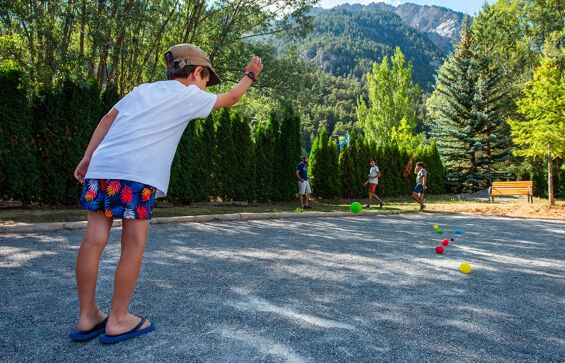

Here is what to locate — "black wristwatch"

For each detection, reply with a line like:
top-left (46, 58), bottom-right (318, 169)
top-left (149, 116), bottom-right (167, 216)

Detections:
top-left (244, 71), bottom-right (257, 82)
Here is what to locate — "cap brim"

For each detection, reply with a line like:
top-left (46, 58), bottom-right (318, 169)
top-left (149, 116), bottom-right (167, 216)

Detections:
top-left (207, 67), bottom-right (221, 87)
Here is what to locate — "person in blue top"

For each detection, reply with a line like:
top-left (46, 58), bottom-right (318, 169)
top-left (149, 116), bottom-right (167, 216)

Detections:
top-left (296, 156), bottom-right (312, 209)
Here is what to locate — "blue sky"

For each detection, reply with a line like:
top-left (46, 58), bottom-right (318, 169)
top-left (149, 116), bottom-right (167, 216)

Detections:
top-left (317, 0), bottom-right (496, 15)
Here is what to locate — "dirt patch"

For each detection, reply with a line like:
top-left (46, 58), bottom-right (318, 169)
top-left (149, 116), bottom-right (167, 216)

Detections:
top-left (429, 203), bottom-right (565, 220)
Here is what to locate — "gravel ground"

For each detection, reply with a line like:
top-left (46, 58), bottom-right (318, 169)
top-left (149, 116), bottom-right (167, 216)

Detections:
top-left (1, 214), bottom-right (564, 362)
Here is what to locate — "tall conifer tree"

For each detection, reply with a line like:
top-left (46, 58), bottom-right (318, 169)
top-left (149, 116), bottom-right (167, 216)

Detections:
top-left (428, 18), bottom-right (512, 190)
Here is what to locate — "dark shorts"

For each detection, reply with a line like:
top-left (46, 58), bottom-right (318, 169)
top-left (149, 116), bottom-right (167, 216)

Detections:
top-left (413, 184), bottom-right (424, 195)
top-left (79, 179), bottom-right (157, 220)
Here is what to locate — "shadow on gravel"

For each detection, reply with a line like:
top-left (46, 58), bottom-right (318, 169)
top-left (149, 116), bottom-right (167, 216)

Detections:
top-left (0, 215), bottom-right (564, 362)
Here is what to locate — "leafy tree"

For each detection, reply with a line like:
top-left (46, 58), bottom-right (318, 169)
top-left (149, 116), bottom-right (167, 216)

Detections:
top-left (0, 0), bottom-right (316, 95)
top-left (508, 49), bottom-right (565, 205)
top-left (357, 47), bottom-right (420, 143)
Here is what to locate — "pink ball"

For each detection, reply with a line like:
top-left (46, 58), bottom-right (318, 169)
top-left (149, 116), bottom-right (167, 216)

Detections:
top-left (442, 239), bottom-right (449, 246)
top-left (436, 246), bottom-right (445, 254)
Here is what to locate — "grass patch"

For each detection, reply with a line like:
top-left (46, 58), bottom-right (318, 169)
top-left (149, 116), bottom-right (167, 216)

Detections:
top-left (1, 196), bottom-right (563, 225)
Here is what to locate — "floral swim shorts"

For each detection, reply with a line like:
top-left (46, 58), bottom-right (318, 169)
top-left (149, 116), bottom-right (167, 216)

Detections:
top-left (79, 179), bottom-right (157, 220)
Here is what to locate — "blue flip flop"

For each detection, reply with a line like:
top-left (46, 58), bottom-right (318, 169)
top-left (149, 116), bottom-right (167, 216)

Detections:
top-left (69, 316), bottom-right (109, 341)
top-left (99, 317), bottom-right (155, 344)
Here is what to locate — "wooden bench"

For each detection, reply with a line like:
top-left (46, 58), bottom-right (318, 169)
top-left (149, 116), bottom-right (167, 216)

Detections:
top-left (489, 181), bottom-right (533, 203)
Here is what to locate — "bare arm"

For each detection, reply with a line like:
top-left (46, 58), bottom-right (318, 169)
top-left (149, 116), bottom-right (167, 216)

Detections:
top-left (214, 56), bottom-right (263, 109)
top-left (84, 108), bottom-right (119, 158)
top-left (422, 175), bottom-right (427, 188)
top-left (73, 108), bottom-right (119, 184)
top-left (214, 77), bottom-right (254, 109)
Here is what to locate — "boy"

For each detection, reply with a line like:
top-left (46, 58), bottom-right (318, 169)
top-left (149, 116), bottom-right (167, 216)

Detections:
top-left (412, 161), bottom-right (427, 210)
top-left (363, 159), bottom-right (384, 208)
top-left (70, 44), bottom-right (263, 343)
top-left (296, 156), bottom-right (311, 209)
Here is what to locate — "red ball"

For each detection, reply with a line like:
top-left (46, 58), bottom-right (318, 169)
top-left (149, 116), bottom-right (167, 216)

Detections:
top-left (441, 239), bottom-right (449, 246)
top-left (435, 246), bottom-right (445, 254)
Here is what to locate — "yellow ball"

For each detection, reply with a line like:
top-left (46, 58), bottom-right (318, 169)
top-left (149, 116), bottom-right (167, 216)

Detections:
top-left (433, 224), bottom-right (439, 230)
top-left (460, 262), bottom-right (472, 274)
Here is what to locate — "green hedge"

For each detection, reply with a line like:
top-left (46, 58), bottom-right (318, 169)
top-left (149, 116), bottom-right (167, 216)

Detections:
top-left (0, 66), bottom-right (38, 201)
top-left (1, 72), bottom-right (446, 204)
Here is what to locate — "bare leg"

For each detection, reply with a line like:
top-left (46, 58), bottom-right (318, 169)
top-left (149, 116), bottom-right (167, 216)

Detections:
top-left (411, 192), bottom-right (422, 206)
top-left (371, 193), bottom-right (383, 204)
top-left (299, 194), bottom-right (304, 208)
top-left (106, 219), bottom-right (151, 335)
top-left (75, 212), bottom-right (113, 331)
top-left (419, 194), bottom-right (425, 205)
top-left (367, 191), bottom-right (372, 206)
top-left (305, 193), bottom-right (311, 207)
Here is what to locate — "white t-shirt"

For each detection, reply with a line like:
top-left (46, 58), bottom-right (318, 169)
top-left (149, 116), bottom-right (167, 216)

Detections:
top-left (86, 81), bottom-right (217, 197)
top-left (369, 165), bottom-right (379, 184)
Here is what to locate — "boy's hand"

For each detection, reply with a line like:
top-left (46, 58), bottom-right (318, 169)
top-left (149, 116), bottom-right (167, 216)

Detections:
top-left (245, 56), bottom-right (263, 78)
top-left (74, 156), bottom-right (90, 185)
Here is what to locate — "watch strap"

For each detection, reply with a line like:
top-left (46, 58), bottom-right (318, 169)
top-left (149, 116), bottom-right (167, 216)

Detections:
top-left (244, 71), bottom-right (257, 82)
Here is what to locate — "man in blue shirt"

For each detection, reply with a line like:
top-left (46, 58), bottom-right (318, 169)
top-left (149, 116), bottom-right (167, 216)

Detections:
top-left (296, 156), bottom-right (312, 209)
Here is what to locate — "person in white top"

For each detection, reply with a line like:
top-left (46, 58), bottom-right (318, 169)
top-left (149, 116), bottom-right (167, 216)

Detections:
top-left (363, 159), bottom-right (384, 208)
top-left (70, 44), bottom-right (263, 344)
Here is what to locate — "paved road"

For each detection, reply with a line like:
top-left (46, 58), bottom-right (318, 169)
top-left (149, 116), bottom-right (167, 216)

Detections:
top-left (1, 214), bottom-right (564, 362)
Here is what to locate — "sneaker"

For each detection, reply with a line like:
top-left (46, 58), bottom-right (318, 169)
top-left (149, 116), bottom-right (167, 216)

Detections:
top-left (304, 205), bottom-right (311, 209)
top-left (420, 204), bottom-right (426, 210)
top-left (365, 204), bottom-right (371, 208)
top-left (379, 202), bottom-right (384, 208)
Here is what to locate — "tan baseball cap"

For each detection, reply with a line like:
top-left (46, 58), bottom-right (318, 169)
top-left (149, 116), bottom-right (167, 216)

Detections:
top-left (165, 43), bottom-right (221, 86)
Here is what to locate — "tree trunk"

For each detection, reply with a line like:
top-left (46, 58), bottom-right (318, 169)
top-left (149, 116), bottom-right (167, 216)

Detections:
top-left (548, 151), bottom-right (554, 206)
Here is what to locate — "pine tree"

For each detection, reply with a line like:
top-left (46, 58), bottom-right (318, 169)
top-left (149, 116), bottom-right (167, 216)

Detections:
top-left (199, 115), bottom-right (217, 200)
top-left (277, 103), bottom-right (302, 200)
top-left (309, 128), bottom-right (340, 198)
top-left (169, 121), bottom-right (198, 203)
top-left (339, 137), bottom-right (356, 198)
top-left (214, 108), bottom-right (235, 201)
top-left (428, 18), bottom-right (512, 190)
top-left (308, 130), bottom-right (323, 194)
top-left (231, 112), bottom-right (254, 201)
top-left (0, 66), bottom-right (38, 201)
top-left (254, 121), bottom-right (275, 202)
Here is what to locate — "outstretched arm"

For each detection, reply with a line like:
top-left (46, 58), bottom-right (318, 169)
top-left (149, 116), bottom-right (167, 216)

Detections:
top-left (214, 56), bottom-right (263, 109)
top-left (73, 108), bottom-right (119, 184)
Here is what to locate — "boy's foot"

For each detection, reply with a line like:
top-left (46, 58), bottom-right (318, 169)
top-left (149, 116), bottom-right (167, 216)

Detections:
top-left (75, 309), bottom-right (108, 332)
top-left (365, 204), bottom-right (371, 208)
top-left (70, 311), bottom-right (108, 341)
top-left (420, 204), bottom-right (426, 210)
top-left (100, 315), bottom-right (155, 344)
top-left (105, 313), bottom-right (152, 337)
top-left (379, 202), bottom-right (384, 208)
top-left (303, 205), bottom-right (311, 209)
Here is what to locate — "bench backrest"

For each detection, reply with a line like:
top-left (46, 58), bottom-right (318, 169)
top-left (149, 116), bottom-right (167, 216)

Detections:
top-left (491, 181), bottom-right (533, 196)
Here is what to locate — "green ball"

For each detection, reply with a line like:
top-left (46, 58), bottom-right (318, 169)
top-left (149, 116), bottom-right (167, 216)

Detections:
top-left (350, 202), bottom-right (363, 214)
top-left (437, 229), bottom-right (444, 234)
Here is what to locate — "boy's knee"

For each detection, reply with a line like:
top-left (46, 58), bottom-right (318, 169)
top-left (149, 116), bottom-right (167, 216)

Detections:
top-left (121, 235), bottom-right (147, 250)
top-left (82, 233), bottom-right (109, 249)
